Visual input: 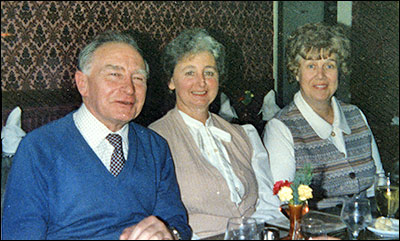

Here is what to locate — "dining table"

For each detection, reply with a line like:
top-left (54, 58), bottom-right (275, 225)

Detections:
top-left (201, 197), bottom-right (399, 240)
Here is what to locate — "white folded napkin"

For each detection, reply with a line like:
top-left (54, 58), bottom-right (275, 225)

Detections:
top-left (218, 92), bottom-right (238, 122)
top-left (258, 90), bottom-right (281, 121)
top-left (391, 116), bottom-right (399, 126)
top-left (1, 106), bottom-right (26, 156)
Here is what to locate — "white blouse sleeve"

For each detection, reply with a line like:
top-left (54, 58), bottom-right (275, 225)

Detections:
top-left (358, 110), bottom-right (385, 197)
top-left (262, 118), bottom-right (296, 183)
top-left (241, 124), bottom-right (285, 220)
top-left (358, 110), bottom-right (385, 175)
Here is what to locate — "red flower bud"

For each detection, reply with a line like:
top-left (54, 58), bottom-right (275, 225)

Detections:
top-left (273, 180), bottom-right (293, 195)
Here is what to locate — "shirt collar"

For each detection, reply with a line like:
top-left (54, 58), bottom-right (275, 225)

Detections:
top-left (74, 104), bottom-right (129, 147)
top-left (178, 110), bottom-right (231, 142)
top-left (178, 109), bottom-right (213, 128)
top-left (332, 97), bottom-right (352, 135)
top-left (294, 91), bottom-right (351, 139)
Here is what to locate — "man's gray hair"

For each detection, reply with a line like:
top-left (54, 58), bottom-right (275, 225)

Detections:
top-left (78, 30), bottom-right (149, 77)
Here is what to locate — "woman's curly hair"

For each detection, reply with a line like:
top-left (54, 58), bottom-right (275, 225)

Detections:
top-left (286, 22), bottom-right (351, 82)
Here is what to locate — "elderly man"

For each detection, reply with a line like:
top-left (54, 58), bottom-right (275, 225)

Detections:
top-left (2, 31), bottom-right (191, 240)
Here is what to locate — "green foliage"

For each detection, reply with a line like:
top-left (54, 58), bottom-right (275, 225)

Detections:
top-left (290, 163), bottom-right (314, 205)
top-left (240, 90), bottom-right (254, 105)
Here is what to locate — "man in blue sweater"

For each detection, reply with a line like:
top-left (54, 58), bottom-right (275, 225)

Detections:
top-left (2, 31), bottom-right (191, 240)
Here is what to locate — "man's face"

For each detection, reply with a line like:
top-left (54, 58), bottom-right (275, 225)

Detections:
top-left (76, 42), bottom-right (147, 131)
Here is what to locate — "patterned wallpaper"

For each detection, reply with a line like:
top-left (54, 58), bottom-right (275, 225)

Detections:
top-left (351, 2), bottom-right (399, 172)
top-left (1, 1), bottom-right (274, 130)
top-left (2, 1), bottom-right (398, 172)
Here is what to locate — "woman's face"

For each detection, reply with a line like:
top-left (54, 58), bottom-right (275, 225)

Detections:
top-left (297, 54), bottom-right (339, 106)
top-left (169, 51), bottom-right (219, 116)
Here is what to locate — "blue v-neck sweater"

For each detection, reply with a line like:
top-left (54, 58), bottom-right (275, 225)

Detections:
top-left (2, 112), bottom-right (191, 240)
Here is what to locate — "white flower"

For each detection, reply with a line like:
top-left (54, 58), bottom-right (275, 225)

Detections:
top-left (298, 184), bottom-right (313, 201)
top-left (278, 186), bottom-right (293, 202)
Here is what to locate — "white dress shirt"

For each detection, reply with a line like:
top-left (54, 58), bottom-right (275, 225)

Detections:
top-left (263, 91), bottom-right (384, 197)
top-left (178, 111), bottom-right (282, 219)
top-left (73, 104), bottom-right (129, 172)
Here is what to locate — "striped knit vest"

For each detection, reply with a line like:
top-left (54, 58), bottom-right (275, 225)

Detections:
top-left (276, 101), bottom-right (376, 197)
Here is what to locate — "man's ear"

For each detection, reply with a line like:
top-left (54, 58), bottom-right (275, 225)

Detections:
top-left (75, 71), bottom-right (89, 97)
top-left (168, 78), bottom-right (176, 90)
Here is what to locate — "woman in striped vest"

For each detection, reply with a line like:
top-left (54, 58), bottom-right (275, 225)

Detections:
top-left (263, 22), bottom-right (385, 209)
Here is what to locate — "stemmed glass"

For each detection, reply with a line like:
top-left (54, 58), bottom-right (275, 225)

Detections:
top-left (340, 196), bottom-right (373, 240)
top-left (300, 216), bottom-right (327, 240)
top-left (224, 217), bottom-right (258, 240)
top-left (374, 173), bottom-right (399, 219)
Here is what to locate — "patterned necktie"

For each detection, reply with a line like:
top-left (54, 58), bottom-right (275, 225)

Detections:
top-left (106, 134), bottom-right (126, 177)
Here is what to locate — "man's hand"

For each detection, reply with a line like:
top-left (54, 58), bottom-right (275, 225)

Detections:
top-left (119, 216), bottom-right (174, 240)
top-left (309, 236), bottom-right (341, 240)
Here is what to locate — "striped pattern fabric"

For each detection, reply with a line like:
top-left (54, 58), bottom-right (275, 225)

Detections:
top-left (276, 101), bottom-right (376, 197)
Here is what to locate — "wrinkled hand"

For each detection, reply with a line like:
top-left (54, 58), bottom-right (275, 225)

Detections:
top-left (119, 216), bottom-right (173, 240)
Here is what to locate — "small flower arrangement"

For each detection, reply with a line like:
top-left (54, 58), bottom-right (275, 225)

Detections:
top-left (273, 164), bottom-right (314, 205)
top-left (238, 90), bottom-right (254, 105)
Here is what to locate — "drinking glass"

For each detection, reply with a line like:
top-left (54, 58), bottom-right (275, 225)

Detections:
top-left (375, 173), bottom-right (399, 218)
top-left (300, 216), bottom-right (327, 240)
top-left (224, 217), bottom-right (258, 240)
top-left (340, 196), bottom-right (373, 240)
